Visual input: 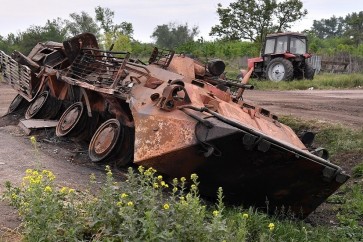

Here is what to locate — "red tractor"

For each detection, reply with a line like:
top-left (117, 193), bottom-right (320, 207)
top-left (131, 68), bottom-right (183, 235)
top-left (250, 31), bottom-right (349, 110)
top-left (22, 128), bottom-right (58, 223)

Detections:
top-left (246, 32), bottom-right (314, 82)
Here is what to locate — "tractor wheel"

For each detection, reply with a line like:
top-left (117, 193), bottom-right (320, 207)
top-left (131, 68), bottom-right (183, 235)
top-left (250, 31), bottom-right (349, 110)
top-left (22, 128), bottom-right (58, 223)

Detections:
top-left (266, 58), bottom-right (294, 82)
top-left (304, 63), bottom-right (315, 80)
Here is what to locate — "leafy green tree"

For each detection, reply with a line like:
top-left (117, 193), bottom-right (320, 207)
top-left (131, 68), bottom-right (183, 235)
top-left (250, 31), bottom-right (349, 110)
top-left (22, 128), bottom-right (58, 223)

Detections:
top-left (104, 32), bottom-right (131, 52)
top-left (151, 22), bottom-right (199, 49)
top-left (311, 16), bottom-right (345, 39)
top-left (15, 18), bottom-right (67, 54)
top-left (210, 0), bottom-right (307, 43)
top-left (66, 12), bottom-right (99, 36)
top-left (345, 11), bottom-right (363, 46)
top-left (0, 33), bottom-right (21, 54)
top-left (95, 6), bottom-right (115, 33)
top-left (95, 6), bottom-right (133, 37)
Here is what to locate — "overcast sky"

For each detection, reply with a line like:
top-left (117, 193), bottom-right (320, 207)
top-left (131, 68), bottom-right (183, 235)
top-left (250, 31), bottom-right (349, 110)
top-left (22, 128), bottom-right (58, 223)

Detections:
top-left (0, 0), bottom-right (362, 43)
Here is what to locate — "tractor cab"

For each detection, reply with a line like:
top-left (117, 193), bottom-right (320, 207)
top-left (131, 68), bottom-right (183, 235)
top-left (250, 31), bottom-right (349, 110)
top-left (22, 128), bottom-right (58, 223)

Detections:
top-left (263, 32), bottom-right (308, 56)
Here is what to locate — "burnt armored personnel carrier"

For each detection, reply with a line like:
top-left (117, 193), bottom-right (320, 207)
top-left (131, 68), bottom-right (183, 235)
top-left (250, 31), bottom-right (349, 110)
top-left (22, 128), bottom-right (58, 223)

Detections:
top-left (0, 33), bottom-right (349, 218)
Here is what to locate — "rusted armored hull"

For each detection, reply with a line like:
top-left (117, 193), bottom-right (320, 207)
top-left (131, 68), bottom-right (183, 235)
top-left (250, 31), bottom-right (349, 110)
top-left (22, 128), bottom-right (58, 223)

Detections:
top-left (0, 33), bottom-right (349, 219)
top-left (130, 94), bottom-right (347, 218)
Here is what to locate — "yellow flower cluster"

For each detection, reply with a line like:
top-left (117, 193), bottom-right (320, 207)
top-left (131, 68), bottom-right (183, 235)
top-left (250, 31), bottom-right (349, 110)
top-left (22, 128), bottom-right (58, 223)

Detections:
top-left (42, 170), bottom-right (55, 181)
top-left (121, 193), bottom-right (128, 199)
top-left (105, 165), bottom-right (113, 177)
top-left (213, 210), bottom-right (219, 217)
top-left (127, 201), bottom-right (134, 207)
top-left (30, 136), bottom-right (37, 145)
top-left (242, 213), bottom-right (249, 219)
top-left (143, 167), bottom-right (157, 176)
top-left (60, 187), bottom-right (75, 195)
top-left (60, 187), bottom-right (68, 194)
top-left (163, 203), bottom-right (170, 210)
top-left (44, 186), bottom-right (52, 193)
top-left (268, 223), bottom-right (275, 231)
top-left (190, 173), bottom-right (198, 180)
top-left (23, 169), bottom-right (56, 185)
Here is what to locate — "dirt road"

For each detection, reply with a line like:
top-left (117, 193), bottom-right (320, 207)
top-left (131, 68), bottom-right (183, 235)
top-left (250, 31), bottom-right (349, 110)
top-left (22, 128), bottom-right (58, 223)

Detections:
top-left (244, 89), bottom-right (363, 129)
top-left (0, 82), bottom-right (362, 238)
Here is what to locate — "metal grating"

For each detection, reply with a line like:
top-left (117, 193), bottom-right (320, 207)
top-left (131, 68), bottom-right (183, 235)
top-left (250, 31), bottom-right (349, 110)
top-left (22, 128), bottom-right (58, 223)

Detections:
top-left (68, 48), bottom-right (131, 90)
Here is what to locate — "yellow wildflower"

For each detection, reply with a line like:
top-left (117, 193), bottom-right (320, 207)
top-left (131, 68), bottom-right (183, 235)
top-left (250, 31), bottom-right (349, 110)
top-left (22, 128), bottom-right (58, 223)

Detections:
top-left (138, 165), bottom-right (145, 173)
top-left (153, 183), bottom-right (159, 189)
top-left (180, 177), bottom-right (186, 182)
top-left (172, 187), bottom-right (178, 193)
top-left (163, 203), bottom-right (170, 210)
top-left (213, 210), bottom-right (219, 217)
top-left (191, 184), bottom-right (197, 191)
top-left (160, 181), bottom-right (166, 187)
top-left (268, 223), bottom-right (275, 231)
top-left (242, 213), bottom-right (249, 219)
top-left (25, 169), bottom-right (33, 175)
top-left (127, 201), bottom-right (134, 207)
top-left (68, 188), bottom-right (75, 194)
top-left (11, 193), bottom-right (18, 200)
top-left (117, 201), bottom-right (123, 207)
top-left (30, 136), bottom-right (36, 145)
top-left (106, 165), bottom-right (112, 176)
top-left (42, 170), bottom-right (55, 181)
top-left (157, 175), bottom-right (163, 181)
top-left (60, 187), bottom-right (68, 194)
top-left (44, 186), bottom-right (52, 193)
top-left (121, 193), bottom-right (128, 198)
top-left (191, 173), bottom-right (198, 180)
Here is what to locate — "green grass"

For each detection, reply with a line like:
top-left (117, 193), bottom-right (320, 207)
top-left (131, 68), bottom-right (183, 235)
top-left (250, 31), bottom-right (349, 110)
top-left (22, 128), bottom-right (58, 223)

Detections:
top-left (279, 116), bottom-right (363, 157)
top-left (249, 73), bottom-right (363, 90)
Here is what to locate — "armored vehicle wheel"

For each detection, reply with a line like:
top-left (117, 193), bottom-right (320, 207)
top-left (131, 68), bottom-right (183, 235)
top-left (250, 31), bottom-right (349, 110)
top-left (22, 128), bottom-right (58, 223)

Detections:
top-left (56, 102), bottom-right (87, 137)
top-left (266, 57), bottom-right (294, 82)
top-left (89, 119), bottom-right (122, 162)
top-left (25, 91), bottom-right (48, 119)
top-left (25, 91), bottom-right (61, 119)
top-left (304, 63), bottom-right (315, 80)
top-left (8, 94), bottom-right (29, 114)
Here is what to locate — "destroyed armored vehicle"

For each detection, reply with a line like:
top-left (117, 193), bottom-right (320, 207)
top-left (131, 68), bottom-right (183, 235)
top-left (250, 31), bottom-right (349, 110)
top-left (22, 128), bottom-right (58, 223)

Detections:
top-left (0, 33), bottom-right (349, 218)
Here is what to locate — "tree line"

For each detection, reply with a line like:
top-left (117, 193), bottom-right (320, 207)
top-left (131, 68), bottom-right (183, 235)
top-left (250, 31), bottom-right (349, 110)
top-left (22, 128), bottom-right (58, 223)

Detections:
top-left (1, 1), bottom-right (363, 60)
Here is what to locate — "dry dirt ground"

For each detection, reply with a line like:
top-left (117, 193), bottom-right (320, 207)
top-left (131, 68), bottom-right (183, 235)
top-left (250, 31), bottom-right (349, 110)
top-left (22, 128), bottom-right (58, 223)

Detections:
top-left (0, 82), bottom-right (362, 240)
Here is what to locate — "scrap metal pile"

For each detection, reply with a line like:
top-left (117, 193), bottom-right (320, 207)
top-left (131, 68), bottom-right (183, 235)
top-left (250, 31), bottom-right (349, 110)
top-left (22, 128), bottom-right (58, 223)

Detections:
top-left (0, 33), bottom-right (349, 218)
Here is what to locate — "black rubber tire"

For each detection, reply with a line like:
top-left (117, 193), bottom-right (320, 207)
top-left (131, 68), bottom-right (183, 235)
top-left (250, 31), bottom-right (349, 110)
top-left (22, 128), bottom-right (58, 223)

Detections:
top-left (266, 58), bottom-right (294, 82)
top-left (304, 63), bottom-right (315, 80)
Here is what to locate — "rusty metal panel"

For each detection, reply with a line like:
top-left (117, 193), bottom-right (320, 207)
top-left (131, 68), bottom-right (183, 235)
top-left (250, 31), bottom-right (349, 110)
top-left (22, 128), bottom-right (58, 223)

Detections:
top-left (0, 51), bottom-right (33, 101)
